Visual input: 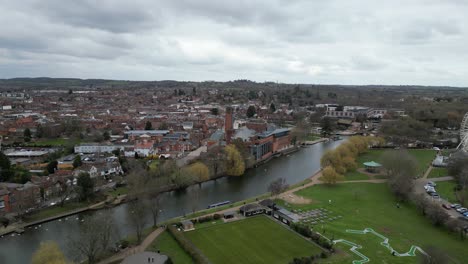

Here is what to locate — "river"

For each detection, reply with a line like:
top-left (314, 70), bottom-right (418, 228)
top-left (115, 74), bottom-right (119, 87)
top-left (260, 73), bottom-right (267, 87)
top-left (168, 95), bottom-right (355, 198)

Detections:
top-left (0, 139), bottom-right (344, 264)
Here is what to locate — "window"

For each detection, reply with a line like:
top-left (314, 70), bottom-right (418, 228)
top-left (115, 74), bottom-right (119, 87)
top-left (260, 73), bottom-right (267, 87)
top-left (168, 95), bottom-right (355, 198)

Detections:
top-left (0, 200), bottom-right (5, 209)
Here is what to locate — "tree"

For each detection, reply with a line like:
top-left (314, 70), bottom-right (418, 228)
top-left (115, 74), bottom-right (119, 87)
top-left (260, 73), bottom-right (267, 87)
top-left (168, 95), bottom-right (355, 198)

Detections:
top-left (158, 122), bottom-right (169, 130)
top-left (270, 103), bottom-right (276, 113)
top-left (412, 193), bottom-right (430, 216)
top-left (68, 213), bottom-right (116, 264)
top-left (0, 216), bottom-right (10, 228)
top-left (268, 178), bottom-right (289, 197)
top-left (246, 105), bottom-right (256, 118)
top-left (127, 198), bottom-right (148, 243)
top-left (146, 192), bottom-right (162, 227)
top-left (32, 241), bottom-right (68, 264)
top-left (145, 121), bottom-right (153, 130)
top-left (381, 150), bottom-right (417, 202)
top-left (224, 145), bottom-right (245, 176)
top-left (321, 166), bottom-right (343, 185)
top-left (24, 128), bottom-right (32, 142)
top-left (102, 131), bottom-right (110, 141)
top-left (187, 162), bottom-right (210, 183)
top-left (320, 117), bottom-right (335, 136)
top-left (58, 183), bottom-right (75, 207)
top-left (47, 160), bottom-right (58, 174)
top-left (77, 173), bottom-right (94, 202)
top-left (72, 155), bottom-right (82, 168)
top-left (426, 203), bottom-right (449, 226)
top-left (201, 146), bottom-right (226, 178)
top-left (320, 150), bottom-right (345, 174)
top-left (210, 108), bottom-right (219, 115)
top-left (0, 151), bottom-right (12, 181)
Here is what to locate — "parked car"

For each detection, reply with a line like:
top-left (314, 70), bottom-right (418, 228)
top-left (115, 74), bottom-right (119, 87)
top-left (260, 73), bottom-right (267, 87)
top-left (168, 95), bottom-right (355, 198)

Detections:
top-left (431, 194), bottom-right (440, 199)
top-left (442, 204), bottom-right (451, 210)
top-left (463, 212), bottom-right (468, 217)
top-left (427, 181), bottom-right (437, 187)
top-left (456, 208), bottom-right (468, 214)
top-left (451, 203), bottom-right (461, 208)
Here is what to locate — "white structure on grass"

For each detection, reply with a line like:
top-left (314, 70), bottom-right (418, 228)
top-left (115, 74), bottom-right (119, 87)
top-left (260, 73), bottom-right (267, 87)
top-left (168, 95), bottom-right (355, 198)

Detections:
top-left (458, 112), bottom-right (468, 152)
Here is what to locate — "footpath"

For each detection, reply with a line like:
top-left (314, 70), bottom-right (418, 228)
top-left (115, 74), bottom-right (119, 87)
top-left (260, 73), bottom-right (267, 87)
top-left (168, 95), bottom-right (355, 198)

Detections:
top-left (98, 227), bottom-right (165, 264)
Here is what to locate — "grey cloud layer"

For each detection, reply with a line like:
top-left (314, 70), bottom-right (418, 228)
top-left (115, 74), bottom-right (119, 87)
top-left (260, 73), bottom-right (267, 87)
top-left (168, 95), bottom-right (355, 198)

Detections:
top-left (0, 0), bottom-right (467, 86)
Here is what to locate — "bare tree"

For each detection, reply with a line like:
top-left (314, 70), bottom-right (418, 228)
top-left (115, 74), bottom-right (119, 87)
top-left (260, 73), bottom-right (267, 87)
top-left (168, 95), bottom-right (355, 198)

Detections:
top-left (58, 184), bottom-right (75, 207)
top-left (145, 192), bottom-right (162, 227)
top-left (381, 150), bottom-right (417, 202)
top-left (268, 177), bottom-right (289, 197)
top-left (412, 193), bottom-right (430, 216)
top-left (68, 212), bottom-right (117, 264)
top-left (127, 197), bottom-right (148, 243)
top-left (426, 203), bottom-right (449, 227)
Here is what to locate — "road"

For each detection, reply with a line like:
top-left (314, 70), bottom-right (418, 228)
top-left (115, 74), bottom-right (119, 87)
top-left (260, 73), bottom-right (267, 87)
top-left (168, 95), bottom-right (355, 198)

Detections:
top-left (414, 176), bottom-right (461, 219)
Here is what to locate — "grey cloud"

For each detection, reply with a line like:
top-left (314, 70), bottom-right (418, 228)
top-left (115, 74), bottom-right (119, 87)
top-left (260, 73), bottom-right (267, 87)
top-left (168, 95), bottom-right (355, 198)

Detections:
top-left (0, 0), bottom-right (467, 86)
top-left (33, 0), bottom-right (159, 33)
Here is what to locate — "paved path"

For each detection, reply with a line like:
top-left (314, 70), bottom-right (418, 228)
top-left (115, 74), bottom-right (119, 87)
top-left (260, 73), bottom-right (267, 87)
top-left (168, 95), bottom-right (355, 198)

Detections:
top-left (98, 227), bottom-right (165, 264)
top-left (422, 166), bottom-right (433, 179)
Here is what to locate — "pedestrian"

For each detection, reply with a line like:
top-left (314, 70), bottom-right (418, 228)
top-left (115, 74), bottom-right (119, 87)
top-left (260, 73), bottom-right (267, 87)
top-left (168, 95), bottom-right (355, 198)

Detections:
top-left (329, 199), bottom-right (332, 205)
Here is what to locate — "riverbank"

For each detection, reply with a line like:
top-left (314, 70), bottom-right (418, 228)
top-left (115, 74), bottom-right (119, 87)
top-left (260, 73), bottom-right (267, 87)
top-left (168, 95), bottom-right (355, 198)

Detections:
top-left (0, 138), bottom-right (329, 237)
top-left (0, 138), bottom-right (346, 264)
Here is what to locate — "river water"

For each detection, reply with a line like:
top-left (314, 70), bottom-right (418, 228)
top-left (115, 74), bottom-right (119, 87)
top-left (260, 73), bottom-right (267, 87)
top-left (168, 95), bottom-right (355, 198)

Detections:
top-left (0, 139), bottom-right (344, 264)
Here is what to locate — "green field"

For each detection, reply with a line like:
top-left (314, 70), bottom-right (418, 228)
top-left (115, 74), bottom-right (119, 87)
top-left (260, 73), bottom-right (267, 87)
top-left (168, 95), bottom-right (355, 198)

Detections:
top-left (185, 216), bottom-right (322, 264)
top-left (436, 181), bottom-right (458, 203)
top-left (428, 167), bottom-right (449, 178)
top-left (276, 182), bottom-right (468, 264)
top-left (149, 231), bottom-right (193, 264)
top-left (28, 138), bottom-right (81, 146)
top-left (343, 170), bottom-right (370, 181)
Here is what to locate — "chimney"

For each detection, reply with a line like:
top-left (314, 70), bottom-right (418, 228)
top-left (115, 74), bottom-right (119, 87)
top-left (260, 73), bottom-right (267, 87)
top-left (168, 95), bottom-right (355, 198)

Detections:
top-left (225, 107), bottom-right (234, 144)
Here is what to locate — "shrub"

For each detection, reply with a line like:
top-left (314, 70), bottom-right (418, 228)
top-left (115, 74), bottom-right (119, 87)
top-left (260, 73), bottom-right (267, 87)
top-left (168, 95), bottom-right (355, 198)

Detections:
top-left (213, 213), bottom-right (221, 220)
top-left (120, 239), bottom-right (129, 249)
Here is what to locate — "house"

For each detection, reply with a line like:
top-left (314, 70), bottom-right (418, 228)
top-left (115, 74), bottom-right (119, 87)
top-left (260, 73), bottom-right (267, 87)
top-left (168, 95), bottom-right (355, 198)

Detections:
top-left (239, 203), bottom-right (269, 217)
top-left (0, 188), bottom-right (11, 215)
top-left (272, 207), bottom-right (300, 226)
top-left (181, 220), bottom-right (194, 231)
top-left (0, 182), bottom-right (41, 213)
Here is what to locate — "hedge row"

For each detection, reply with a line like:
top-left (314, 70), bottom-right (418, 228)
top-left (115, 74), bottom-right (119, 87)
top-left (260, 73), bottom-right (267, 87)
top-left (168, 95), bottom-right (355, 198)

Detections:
top-left (290, 223), bottom-right (334, 250)
top-left (167, 225), bottom-right (210, 264)
top-left (191, 213), bottom-right (222, 224)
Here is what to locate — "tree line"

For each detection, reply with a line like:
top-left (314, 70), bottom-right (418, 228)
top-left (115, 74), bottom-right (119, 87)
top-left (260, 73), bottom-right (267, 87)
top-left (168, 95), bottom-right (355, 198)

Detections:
top-left (320, 136), bottom-right (385, 184)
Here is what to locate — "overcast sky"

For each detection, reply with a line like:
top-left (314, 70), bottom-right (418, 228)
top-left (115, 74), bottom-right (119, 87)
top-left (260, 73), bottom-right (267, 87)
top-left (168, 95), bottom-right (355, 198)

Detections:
top-left (0, 0), bottom-right (467, 86)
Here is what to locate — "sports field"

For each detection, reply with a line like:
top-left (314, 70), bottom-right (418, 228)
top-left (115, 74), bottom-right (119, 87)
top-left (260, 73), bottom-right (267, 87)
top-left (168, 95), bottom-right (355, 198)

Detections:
top-left (185, 216), bottom-right (322, 264)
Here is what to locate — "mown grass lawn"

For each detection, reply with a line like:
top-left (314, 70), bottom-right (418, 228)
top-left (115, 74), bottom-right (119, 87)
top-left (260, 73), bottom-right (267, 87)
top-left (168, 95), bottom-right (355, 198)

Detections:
top-left (428, 167), bottom-right (449, 178)
top-left (149, 231), bottom-right (193, 264)
top-left (185, 216), bottom-right (322, 264)
top-left (278, 182), bottom-right (468, 264)
top-left (343, 170), bottom-right (370, 181)
top-left (435, 181), bottom-right (458, 203)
